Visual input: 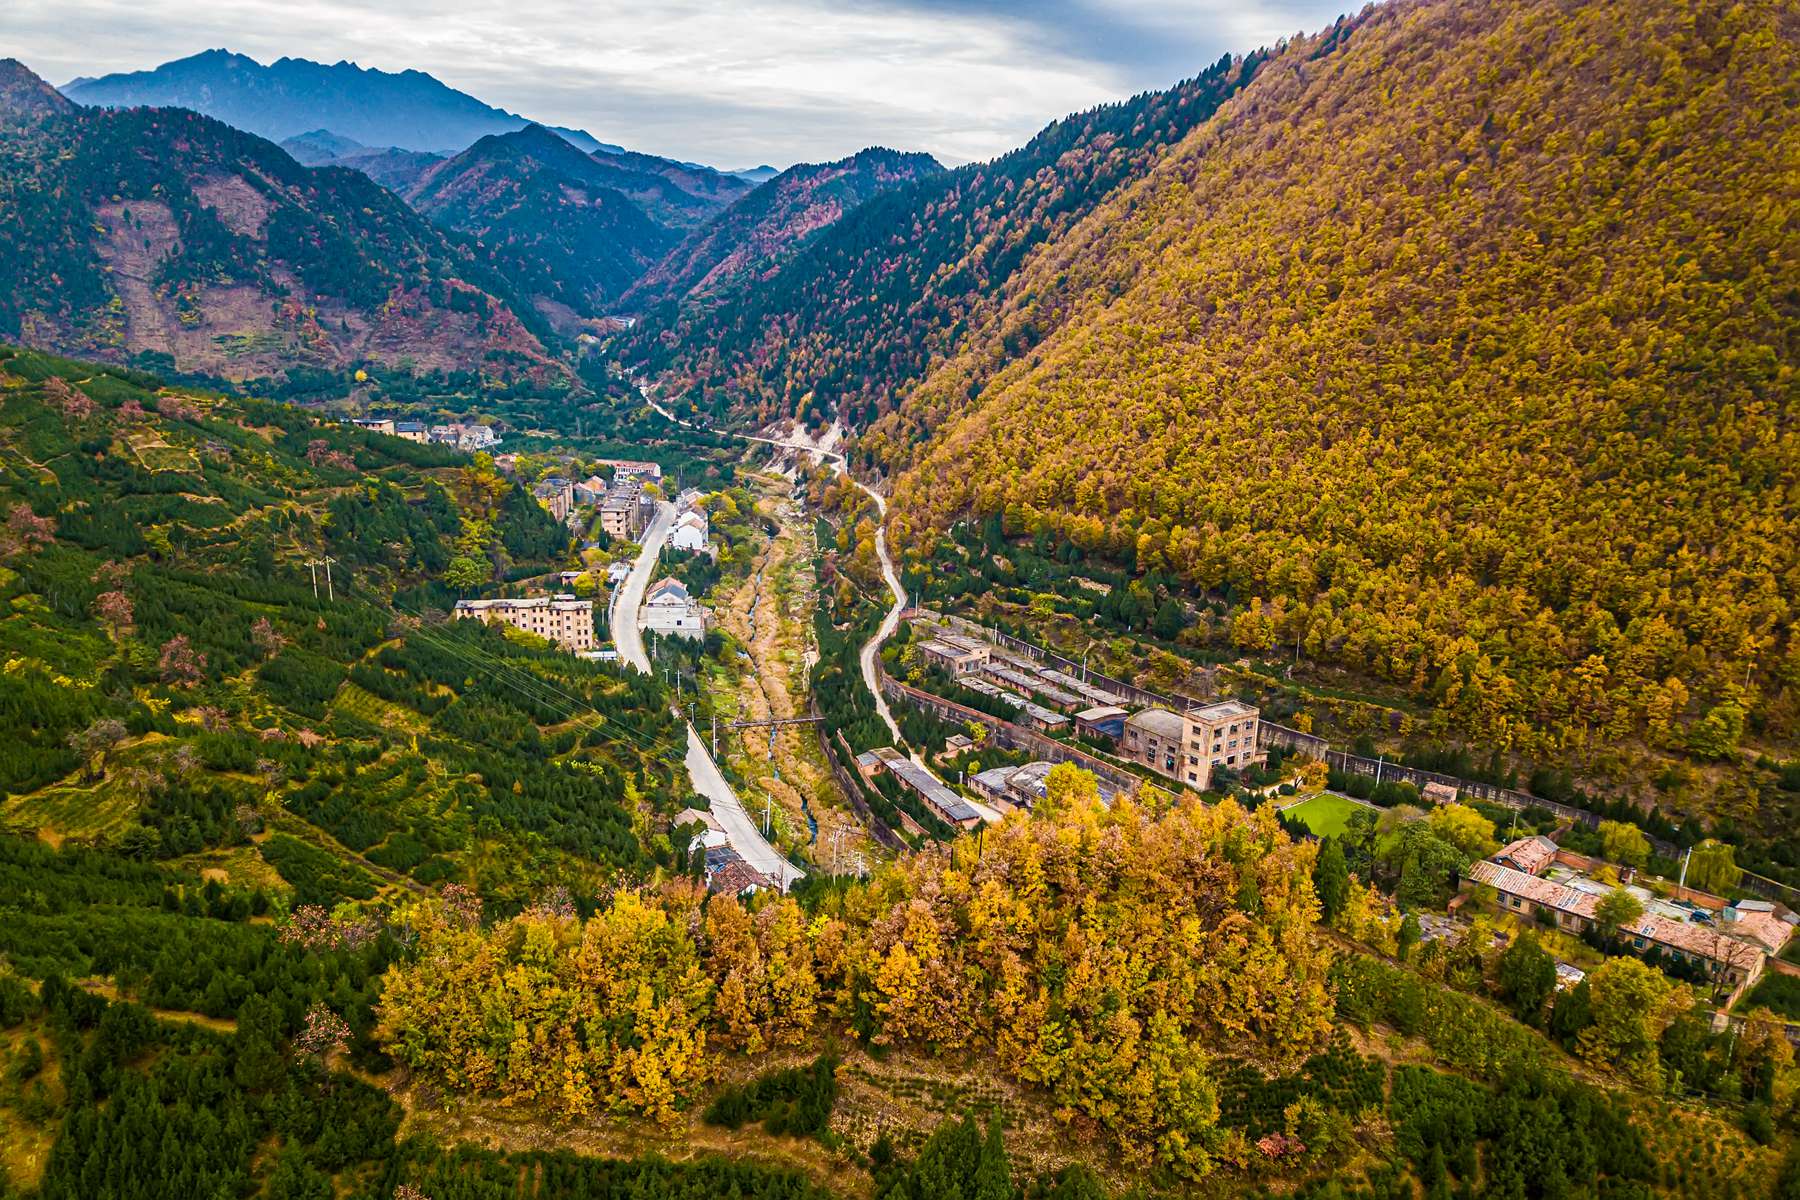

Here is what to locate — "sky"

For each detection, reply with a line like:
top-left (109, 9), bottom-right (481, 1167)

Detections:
top-left (3, 0), bottom-right (1355, 167)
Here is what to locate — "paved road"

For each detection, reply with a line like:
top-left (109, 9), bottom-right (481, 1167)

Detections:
top-left (684, 723), bottom-right (804, 888)
top-left (609, 494), bottom-right (802, 888)
top-left (647, 397), bottom-right (976, 833)
top-left (611, 500), bottom-right (675, 673)
top-left (734, 430), bottom-right (905, 744)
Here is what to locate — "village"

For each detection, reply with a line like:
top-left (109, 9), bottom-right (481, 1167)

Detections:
top-left (358, 411), bottom-right (1798, 1049)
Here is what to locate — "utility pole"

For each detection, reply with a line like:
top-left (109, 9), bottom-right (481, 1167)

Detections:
top-left (306, 557), bottom-right (337, 602)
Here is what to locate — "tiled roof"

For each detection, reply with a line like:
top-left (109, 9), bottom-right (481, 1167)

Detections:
top-left (1469, 860), bottom-right (1762, 969)
top-left (1468, 860), bottom-right (1596, 917)
top-left (1726, 909), bottom-right (1795, 955)
top-left (1495, 835), bottom-right (1558, 875)
top-left (709, 858), bottom-right (771, 894)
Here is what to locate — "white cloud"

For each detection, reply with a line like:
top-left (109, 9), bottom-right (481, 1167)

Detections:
top-left (1, 0), bottom-right (1353, 165)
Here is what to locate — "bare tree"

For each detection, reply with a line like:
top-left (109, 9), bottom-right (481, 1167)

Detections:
top-left (67, 718), bottom-right (128, 782)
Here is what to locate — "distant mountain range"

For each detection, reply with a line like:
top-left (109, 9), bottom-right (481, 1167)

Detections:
top-left (401, 124), bottom-right (747, 325)
top-left (61, 49), bottom-right (615, 156)
top-left (278, 129), bottom-right (444, 194)
top-left (0, 60), bottom-right (556, 382)
top-left (0, 52), bottom-right (926, 368)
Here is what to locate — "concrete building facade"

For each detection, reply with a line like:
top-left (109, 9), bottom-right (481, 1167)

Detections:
top-left (453, 593), bottom-right (596, 654)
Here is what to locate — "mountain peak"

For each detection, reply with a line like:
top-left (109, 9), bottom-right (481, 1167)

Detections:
top-left (0, 58), bottom-right (76, 120)
top-left (61, 52), bottom-right (607, 155)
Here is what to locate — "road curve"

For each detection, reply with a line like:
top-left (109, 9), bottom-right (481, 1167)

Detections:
top-left (611, 501), bottom-right (675, 673)
top-left (734, 431), bottom-right (906, 744)
top-left (642, 394), bottom-right (968, 827)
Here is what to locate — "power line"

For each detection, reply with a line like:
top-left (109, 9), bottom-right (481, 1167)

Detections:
top-left (370, 587), bottom-right (686, 759)
top-left (390, 605), bottom-right (682, 758)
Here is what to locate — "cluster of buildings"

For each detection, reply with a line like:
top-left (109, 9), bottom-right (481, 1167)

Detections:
top-left (910, 625), bottom-right (1265, 793)
top-left (526, 461), bottom-right (668, 539)
top-left (451, 593), bottom-right (596, 654)
top-left (349, 417), bottom-right (501, 452)
top-left (596, 462), bottom-right (661, 541)
top-left (674, 808), bottom-right (774, 895)
top-left (1464, 835), bottom-right (1796, 991)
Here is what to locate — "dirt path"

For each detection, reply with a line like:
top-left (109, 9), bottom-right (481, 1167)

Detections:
top-left (714, 481), bottom-right (873, 871)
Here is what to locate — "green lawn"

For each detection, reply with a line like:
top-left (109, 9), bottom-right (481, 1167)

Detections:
top-left (1283, 792), bottom-right (1364, 838)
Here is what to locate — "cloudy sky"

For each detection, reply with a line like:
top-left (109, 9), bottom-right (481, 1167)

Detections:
top-left (4, 0), bottom-right (1353, 167)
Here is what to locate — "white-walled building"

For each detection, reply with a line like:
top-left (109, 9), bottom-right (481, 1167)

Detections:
top-left (670, 509), bottom-right (709, 552)
top-left (642, 578), bottom-right (706, 640)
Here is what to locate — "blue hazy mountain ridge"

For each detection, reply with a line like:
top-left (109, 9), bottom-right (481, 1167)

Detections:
top-left (61, 49), bottom-right (620, 156)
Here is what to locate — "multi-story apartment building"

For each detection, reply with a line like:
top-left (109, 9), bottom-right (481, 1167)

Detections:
top-left (1182, 699), bottom-right (1264, 789)
top-left (453, 593), bottom-right (596, 654)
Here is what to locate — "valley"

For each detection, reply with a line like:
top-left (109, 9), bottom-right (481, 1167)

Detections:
top-left (0, 0), bottom-right (1797, 1197)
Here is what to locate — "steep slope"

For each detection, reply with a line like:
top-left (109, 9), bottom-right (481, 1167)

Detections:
top-left (279, 129), bottom-right (444, 193)
top-left (885, 0), bottom-right (1799, 769)
top-left (0, 56), bottom-right (76, 119)
top-left (63, 49), bottom-right (613, 154)
top-left (0, 64), bottom-right (558, 382)
top-left (404, 125), bottom-right (751, 321)
top-left (618, 48), bottom-right (1277, 425)
top-left (619, 147), bottom-right (944, 313)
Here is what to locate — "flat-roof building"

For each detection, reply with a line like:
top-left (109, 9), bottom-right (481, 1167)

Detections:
top-left (862, 747), bottom-right (983, 829)
top-left (1181, 699), bottom-right (1264, 789)
top-left (1122, 708), bottom-right (1187, 781)
top-left (453, 593), bottom-right (595, 654)
top-left (918, 636), bottom-right (991, 677)
top-left (1075, 705), bottom-right (1129, 743)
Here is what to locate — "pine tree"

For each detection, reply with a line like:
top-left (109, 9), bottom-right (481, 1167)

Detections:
top-left (1314, 838), bottom-right (1350, 922)
top-left (972, 1115), bottom-right (1013, 1200)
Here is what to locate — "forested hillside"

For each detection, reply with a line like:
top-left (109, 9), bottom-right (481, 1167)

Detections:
top-left (619, 147), bottom-right (944, 315)
top-left (0, 350), bottom-right (1790, 1199)
top-left (0, 63), bottom-right (560, 383)
top-left (863, 0), bottom-right (1799, 813)
top-left (404, 126), bottom-right (687, 325)
top-left (405, 124), bottom-right (755, 324)
top-left (617, 46), bottom-right (1284, 426)
top-left (0, 345), bottom-right (687, 904)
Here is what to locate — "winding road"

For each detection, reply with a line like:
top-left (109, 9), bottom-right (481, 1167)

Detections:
top-left (641, 386), bottom-right (976, 828)
top-left (734, 430), bottom-right (904, 744)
